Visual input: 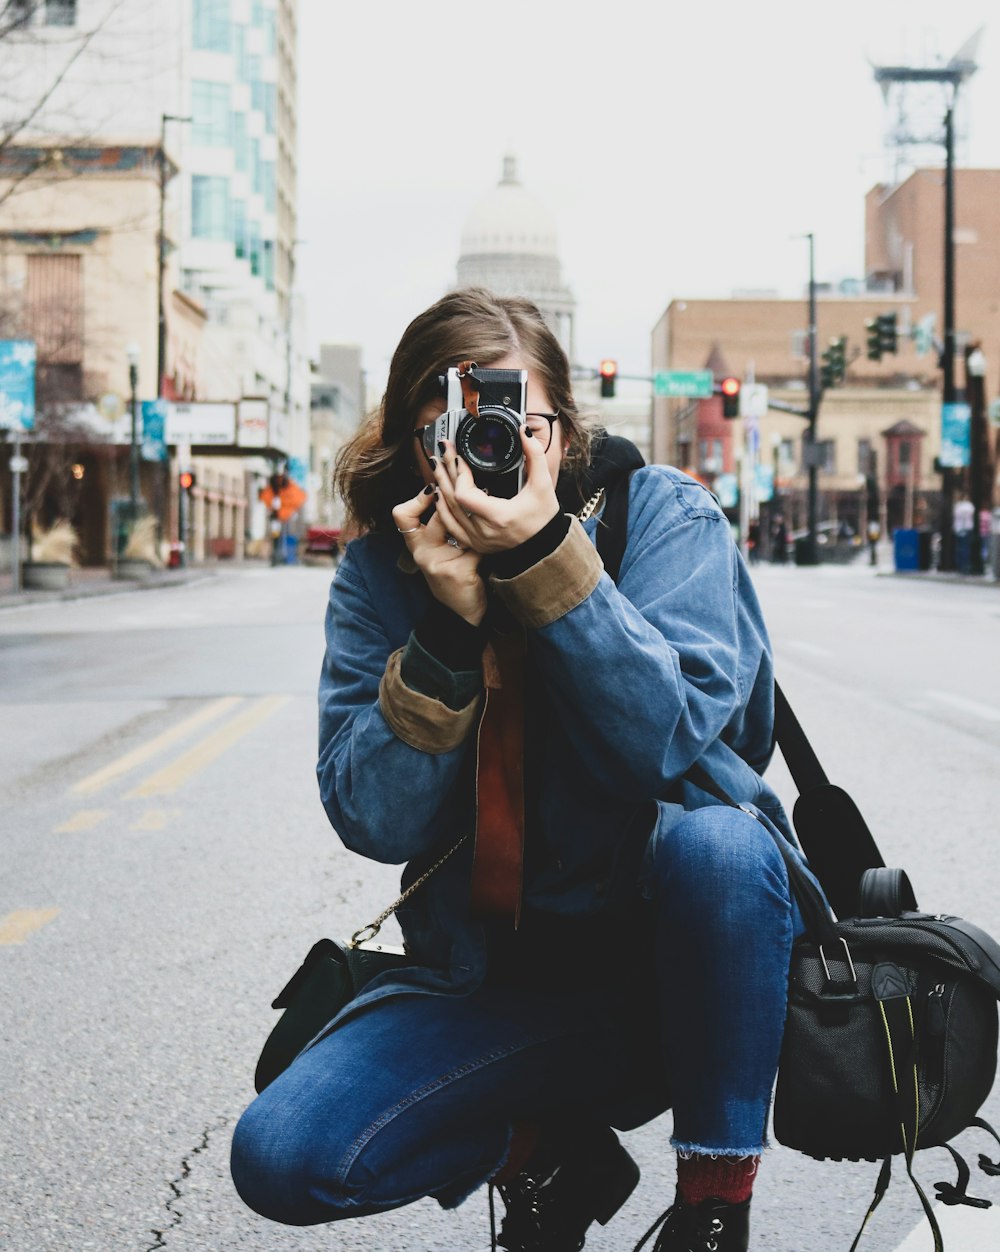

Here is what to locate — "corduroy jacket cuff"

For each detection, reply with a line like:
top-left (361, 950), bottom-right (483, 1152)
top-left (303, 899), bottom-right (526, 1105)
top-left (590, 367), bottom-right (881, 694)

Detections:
top-left (488, 518), bottom-right (603, 629)
top-left (379, 648), bottom-right (482, 753)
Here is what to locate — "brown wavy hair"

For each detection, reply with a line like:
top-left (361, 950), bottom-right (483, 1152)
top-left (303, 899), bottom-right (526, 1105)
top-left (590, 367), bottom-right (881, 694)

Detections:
top-left (335, 287), bottom-right (591, 536)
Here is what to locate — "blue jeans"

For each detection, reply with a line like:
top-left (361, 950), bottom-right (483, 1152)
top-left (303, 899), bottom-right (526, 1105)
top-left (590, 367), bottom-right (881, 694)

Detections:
top-left (231, 806), bottom-right (810, 1225)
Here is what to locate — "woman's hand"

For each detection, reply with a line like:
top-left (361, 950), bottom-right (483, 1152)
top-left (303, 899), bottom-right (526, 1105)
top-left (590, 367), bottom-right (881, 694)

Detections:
top-left (432, 426), bottom-right (560, 553)
top-left (391, 486), bottom-right (487, 626)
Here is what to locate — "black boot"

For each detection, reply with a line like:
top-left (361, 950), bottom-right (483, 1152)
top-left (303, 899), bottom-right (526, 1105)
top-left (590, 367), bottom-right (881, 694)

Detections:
top-left (493, 1124), bottom-right (640, 1252)
top-left (636, 1196), bottom-right (751, 1252)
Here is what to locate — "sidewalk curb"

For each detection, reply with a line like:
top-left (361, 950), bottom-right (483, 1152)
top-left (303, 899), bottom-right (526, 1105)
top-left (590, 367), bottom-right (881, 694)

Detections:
top-left (0, 568), bottom-right (218, 611)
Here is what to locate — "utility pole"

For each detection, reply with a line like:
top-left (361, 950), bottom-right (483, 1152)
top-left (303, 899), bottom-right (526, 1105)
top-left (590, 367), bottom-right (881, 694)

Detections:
top-left (803, 232), bottom-right (820, 565)
top-left (939, 103), bottom-right (958, 572)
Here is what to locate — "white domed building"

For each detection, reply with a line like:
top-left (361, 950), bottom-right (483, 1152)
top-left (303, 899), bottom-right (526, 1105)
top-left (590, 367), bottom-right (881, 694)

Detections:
top-left (455, 156), bottom-right (576, 359)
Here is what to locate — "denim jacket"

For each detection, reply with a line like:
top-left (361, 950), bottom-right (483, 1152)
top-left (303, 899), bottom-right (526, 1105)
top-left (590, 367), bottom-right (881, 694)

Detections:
top-left (316, 465), bottom-right (788, 1022)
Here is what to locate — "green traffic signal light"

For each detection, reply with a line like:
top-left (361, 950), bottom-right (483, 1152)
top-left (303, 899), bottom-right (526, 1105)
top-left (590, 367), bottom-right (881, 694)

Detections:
top-left (865, 318), bottom-right (882, 362)
top-left (821, 336), bottom-right (847, 389)
top-left (877, 312), bottom-right (898, 356)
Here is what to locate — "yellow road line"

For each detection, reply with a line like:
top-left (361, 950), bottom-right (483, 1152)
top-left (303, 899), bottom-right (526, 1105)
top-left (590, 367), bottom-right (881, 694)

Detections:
top-left (52, 809), bottom-right (110, 834)
top-left (72, 696), bottom-right (243, 796)
top-left (126, 695), bottom-right (291, 798)
top-left (130, 809), bottom-right (175, 831)
top-left (0, 908), bottom-right (60, 946)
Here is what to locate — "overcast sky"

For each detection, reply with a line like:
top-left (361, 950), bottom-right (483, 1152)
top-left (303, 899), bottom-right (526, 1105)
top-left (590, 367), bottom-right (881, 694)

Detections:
top-left (296, 0), bottom-right (997, 390)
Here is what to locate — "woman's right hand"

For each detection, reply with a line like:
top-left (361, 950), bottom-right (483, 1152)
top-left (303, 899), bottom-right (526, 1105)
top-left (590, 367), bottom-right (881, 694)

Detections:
top-left (392, 486), bottom-right (487, 626)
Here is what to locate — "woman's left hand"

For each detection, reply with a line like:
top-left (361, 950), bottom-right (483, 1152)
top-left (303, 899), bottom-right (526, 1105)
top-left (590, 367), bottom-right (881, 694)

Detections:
top-left (431, 426), bottom-right (560, 554)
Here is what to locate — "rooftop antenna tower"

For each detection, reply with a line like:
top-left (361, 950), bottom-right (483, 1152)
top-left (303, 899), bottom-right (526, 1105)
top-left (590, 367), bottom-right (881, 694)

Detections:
top-left (871, 27), bottom-right (982, 186)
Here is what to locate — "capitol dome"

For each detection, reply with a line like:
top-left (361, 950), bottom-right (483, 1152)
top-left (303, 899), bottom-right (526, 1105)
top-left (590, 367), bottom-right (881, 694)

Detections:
top-left (455, 155), bottom-right (575, 358)
top-left (459, 155), bottom-right (559, 258)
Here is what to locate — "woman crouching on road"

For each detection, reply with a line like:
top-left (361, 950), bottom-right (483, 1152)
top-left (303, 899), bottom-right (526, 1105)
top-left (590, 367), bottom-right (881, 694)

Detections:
top-left (231, 287), bottom-right (823, 1252)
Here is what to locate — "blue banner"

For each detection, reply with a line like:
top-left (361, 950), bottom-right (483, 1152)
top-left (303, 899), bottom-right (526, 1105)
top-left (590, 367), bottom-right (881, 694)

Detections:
top-left (287, 455), bottom-right (309, 487)
top-left (141, 400), bottom-right (168, 462)
top-left (0, 339), bottom-right (36, 431)
top-left (940, 402), bottom-right (971, 468)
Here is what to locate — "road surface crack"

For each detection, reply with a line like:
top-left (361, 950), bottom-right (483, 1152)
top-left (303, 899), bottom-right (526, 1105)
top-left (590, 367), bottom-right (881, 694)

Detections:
top-left (147, 1117), bottom-right (228, 1250)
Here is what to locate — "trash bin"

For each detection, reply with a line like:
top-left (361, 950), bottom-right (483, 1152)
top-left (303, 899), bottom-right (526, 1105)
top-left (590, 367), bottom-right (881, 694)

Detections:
top-left (893, 528), bottom-right (920, 572)
top-left (793, 537), bottom-right (813, 566)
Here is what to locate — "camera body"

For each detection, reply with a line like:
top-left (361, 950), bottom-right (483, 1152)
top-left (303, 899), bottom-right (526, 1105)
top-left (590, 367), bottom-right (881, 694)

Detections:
top-left (420, 366), bottom-right (528, 499)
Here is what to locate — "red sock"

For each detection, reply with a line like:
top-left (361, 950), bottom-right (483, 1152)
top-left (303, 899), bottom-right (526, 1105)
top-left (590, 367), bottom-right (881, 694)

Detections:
top-left (676, 1153), bottom-right (759, 1205)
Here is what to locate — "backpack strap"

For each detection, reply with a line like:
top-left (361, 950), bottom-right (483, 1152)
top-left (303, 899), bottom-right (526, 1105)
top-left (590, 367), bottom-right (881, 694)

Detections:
top-left (594, 466), bottom-right (888, 916)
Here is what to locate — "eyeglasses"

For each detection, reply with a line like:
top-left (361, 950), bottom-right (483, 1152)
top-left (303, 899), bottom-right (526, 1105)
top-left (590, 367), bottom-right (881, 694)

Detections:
top-left (524, 412), bottom-right (560, 453)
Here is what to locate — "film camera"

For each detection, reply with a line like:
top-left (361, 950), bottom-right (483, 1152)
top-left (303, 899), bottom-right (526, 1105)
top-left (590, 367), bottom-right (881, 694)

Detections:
top-left (420, 364), bottom-right (528, 499)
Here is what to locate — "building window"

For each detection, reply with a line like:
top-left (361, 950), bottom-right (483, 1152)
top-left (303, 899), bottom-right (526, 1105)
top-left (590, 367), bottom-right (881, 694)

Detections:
top-left (25, 253), bottom-right (83, 365)
top-left (232, 199), bottom-right (248, 258)
top-left (698, 438), bottom-right (723, 474)
top-left (45, 0), bottom-right (75, 25)
top-left (191, 81), bottom-right (231, 146)
top-left (261, 160), bottom-right (275, 213)
top-left (262, 239), bottom-right (275, 290)
top-left (857, 438), bottom-right (873, 475)
top-left (812, 438), bottom-right (836, 474)
top-left (790, 330), bottom-right (808, 362)
top-left (9, 1), bottom-right (34, 30)
top-left (191, 175), bottom-right (231, 241)
top-left (232, 110), bottom-right (248, 171)
top-left (193, 0), bottom-right (230, 52)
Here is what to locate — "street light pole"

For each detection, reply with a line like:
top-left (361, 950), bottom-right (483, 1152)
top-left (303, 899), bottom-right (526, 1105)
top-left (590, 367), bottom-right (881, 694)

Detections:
top-left (157, 113), bottom-right (191, 398)
top-left (939, 102), bottom-right (958, 572)
top-left (804, 232), bottom-right (820, 565)
top-left (127, 343), bottom-right (140, 521)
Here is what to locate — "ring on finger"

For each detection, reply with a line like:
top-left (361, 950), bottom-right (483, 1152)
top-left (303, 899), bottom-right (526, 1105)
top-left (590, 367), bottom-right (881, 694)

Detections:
top-left (445, 535), bottom-right (463, 549)
top-left (397, 525), bottom-right (421, 534)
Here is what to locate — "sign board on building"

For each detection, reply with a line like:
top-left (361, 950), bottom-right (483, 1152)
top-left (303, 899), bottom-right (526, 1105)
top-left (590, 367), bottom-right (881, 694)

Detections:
top-left (940, 402), bottom-right (971, 468)
top-left (166, 402), bottom-right (236, 445)
top-left (654, 370), bottom-right (714, 399)
top-left (0, 339), bottom-right (36, 431)
top-left (238, 398), bottom-right (270, 448)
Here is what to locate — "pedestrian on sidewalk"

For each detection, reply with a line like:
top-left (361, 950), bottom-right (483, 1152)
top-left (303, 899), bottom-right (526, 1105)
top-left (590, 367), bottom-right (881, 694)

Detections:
top-left (231, 287), bottom-right (825, 1252)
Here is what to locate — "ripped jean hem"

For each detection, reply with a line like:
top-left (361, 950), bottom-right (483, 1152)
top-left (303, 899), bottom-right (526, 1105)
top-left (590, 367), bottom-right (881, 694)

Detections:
top-left (672, 1137), bottom-right (769, 1158)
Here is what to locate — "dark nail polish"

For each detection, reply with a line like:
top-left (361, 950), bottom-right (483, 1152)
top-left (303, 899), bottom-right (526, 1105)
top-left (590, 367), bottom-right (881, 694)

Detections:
top-left (423, 483), bottom-right (435, 495)
top-left (524, 426), bottom-right (534, 438)
top-left (437, 440), bottom-right (446, 455)
top-left (428, 457), bottom-right (437, 469)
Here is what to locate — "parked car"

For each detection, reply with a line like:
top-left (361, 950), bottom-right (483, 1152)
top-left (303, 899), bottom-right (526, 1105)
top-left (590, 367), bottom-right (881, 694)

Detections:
top-left (305, 526), bottom-right (342, 560)
top-left (788, 521), bottom-right (862, 564)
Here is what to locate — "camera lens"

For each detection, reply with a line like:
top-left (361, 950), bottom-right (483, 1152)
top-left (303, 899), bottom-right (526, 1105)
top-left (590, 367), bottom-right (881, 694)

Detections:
top-left (458, 410), bottom-right (522, 475)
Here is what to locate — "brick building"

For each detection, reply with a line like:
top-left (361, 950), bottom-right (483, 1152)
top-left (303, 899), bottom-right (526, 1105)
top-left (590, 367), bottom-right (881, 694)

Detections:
top-left (651, 167), bottom-right (1000, 541)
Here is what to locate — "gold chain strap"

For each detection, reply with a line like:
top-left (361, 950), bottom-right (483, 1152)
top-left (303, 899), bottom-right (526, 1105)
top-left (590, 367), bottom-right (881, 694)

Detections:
top-left (349, 834), bottom-right (470, 947)
top-left (348, 490), bottom-right (606, 949)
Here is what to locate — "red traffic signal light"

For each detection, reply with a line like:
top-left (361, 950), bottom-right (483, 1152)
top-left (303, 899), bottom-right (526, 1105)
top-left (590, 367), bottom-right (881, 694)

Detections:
top-left (179, 470), bottom-right (196, 491)
top-left (719, 376), bottom-right (741, 419)
top-left (599, 359), bottom-right (617, 399)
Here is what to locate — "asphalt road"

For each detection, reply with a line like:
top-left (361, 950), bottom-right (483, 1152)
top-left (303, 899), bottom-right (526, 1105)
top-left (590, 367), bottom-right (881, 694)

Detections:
top-left (1, 560), bottom-right (999, 1252)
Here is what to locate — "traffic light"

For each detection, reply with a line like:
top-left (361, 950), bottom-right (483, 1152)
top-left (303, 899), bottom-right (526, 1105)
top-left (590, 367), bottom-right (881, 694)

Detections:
top-left (877, 312), bottom-right (898, 356)
top-left (599, 359), bottom-right (617, 398)
top-left (179, 470), bottom-right (196, 491)
top-left (820, 336), bottom-right (847, 389)
top-left (865, 318), bottom-right (882, 362)
top-left (719, 376), bottom-right (741, 418)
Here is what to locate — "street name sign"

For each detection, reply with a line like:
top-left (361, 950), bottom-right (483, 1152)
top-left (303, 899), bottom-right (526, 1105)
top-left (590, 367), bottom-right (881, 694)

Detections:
top-left (654, 370), bottom-right (714, 399)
